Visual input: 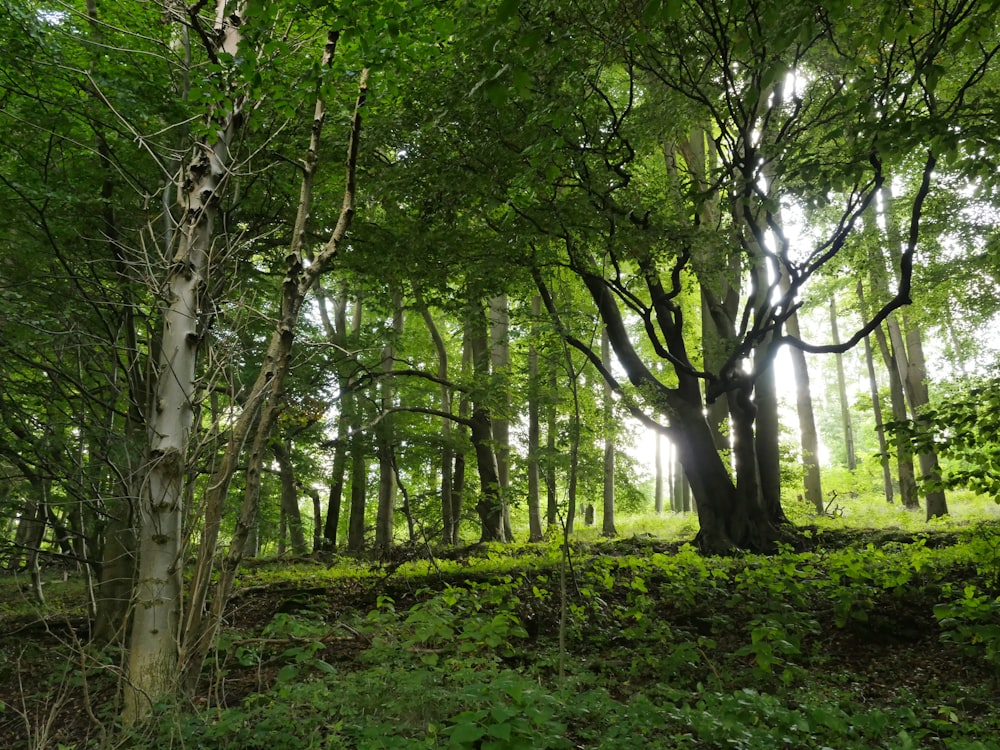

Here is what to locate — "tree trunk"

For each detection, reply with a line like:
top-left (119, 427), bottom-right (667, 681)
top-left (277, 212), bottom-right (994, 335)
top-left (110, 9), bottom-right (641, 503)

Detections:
top-left (177, 59), bottom-right (366, 692)
top-left (323, 399), bottom-right (349, 549)
top-left (578, 268), bottom-right (780, 553)
top-left (874, 318), bottom-right (919, 509)
top-left (318, 285), bottom-right (351, 550)
top-left (489, 295), bottom-right (512, 540)
top-left (124, 6), bottom-right (245, 722)
top-left (92, 496), bottom-right (135, 646)
top-left (545, 366), bottom-right (558, 530)
top-left (879, 184), bottom-right (946, 517)
top-left (753, 348), bottom-right (785, 524)
top-left (862, 326), bottom-right (895, 503)
top-left (273, 440), bottom-right (308, 556)
top-left (471, 406), bottom-right (504, 542)
top-left (781, 284), bottom-right (823, 513)
top-left (901, 322), bottom-right (948, 519)
top-left (304, 485), bottom-right (322, 554)
top-left (346, 414), bottom-right (368, 553)
top-left (830, 297), bottom-right (857, 470)
top-left (449, 328), bottom-right (474, 545)
top-left (417, 299), bottom-right (456, 545)
top-left (601, 327), bottom-right (617, 537)
top-left (654, 431), bottom-right (665, 514)
top-left (374, 285), bottom-right (403, 557)
top-left (566, 393), bottom-right (581, 534)
top-left (346, 298), bottom-right (368, 553)
top-left (527, 296), bottom-right (544, 542)
top-left (671, 401), bottom-right (769, 552)
top-left (469, 301), bottom-right (504, 542)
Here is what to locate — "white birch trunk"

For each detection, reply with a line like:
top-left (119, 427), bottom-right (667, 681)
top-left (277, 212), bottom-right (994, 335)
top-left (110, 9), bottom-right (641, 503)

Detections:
top-left (123, 2), bottom-right (243, 724)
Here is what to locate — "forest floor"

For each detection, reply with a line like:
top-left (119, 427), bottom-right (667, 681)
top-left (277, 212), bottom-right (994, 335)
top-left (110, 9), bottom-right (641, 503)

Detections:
top-left (2, 524), bottom-right (1000, 749)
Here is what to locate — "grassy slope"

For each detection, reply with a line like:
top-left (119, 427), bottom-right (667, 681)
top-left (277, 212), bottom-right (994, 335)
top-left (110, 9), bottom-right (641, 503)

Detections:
top-left (3, 493), bottom-right (1000, 749)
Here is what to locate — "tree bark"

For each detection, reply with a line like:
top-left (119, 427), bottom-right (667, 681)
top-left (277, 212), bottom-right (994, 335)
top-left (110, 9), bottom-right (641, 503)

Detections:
top-left (177, 59), bottom-right (367, 692)
top-left (879, 184), bottom-right (947, 517)
top-left (374, 285), bottom-right (403, 557)
top-left (449, 327), bottom-right (474, 545)
top-left (601, 327), bottom-right (617, 537)
top-left (124, 4), bottom-right (245, 723)
top-left (346, 298), bottom-right (368, 553)
top-left (545, 366), bottom-right (558, 530)
top-left (318, 284), bottom-right (351, 550)
top-left (92, 495), bottom-right (135, 645)
top-left (574, 268), bottom-right (779, 553)
top-left (417, 299), bottom-right (456, 545)
top-left (527, 296), bottom-right (544, 542)
top-left (273, 440), bottom-right (308, 556)
top-left (753, 346), bottom-right (785, 523)
top-left (902, 322), bottom-right (948, 519)
top-left (861, 324), bottom-right (895, 503)
top-left (323, 398), bottom-right (349, 550)
top-left (469, 301), bottom-right (504, 542)
top-left (781, 279), bottom-right (823, 513)
top-left (830, 297), bottom-right (857, 469)
top-left (489, 295), bottom-right (512, 540)
top-left (874, 317), bottom-right (919, 509)
top-left (346, 408), bottom-right (368, 553)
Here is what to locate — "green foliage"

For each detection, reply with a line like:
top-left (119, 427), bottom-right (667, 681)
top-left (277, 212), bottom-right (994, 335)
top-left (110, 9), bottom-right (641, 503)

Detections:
top-left (363, 579), bottom-right (529, 667)
top-left (735, 605), bottom-right (818, 685)
top-left (934, 584), bottom-right (1000, 675)
top-left (18, 518), bottom-right (1000, 749)
top-left (888, 377), bottom-right (1000, 501)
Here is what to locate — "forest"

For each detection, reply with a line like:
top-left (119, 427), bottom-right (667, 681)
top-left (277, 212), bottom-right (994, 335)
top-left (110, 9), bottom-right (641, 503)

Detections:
top-left (2, 0), bottom-right (1000, 747)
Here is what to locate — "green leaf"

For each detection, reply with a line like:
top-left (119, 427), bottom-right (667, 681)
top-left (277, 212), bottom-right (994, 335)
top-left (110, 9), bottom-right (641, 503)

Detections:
top-left (448, 721), bottom-right (486, 745)
top-left (497, 0), bottom-right (519, 22)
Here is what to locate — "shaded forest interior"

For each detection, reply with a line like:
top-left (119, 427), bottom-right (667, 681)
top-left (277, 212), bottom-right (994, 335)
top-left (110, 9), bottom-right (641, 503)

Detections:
top-left (2, 0), bottom-right (1000, 745)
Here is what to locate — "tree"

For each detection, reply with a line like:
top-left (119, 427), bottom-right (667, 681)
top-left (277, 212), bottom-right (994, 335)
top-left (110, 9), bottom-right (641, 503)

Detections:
top-left (124, 2), bottom-right (248, 721)
top-left (890, 377), bottom-right (1000, 502)
top-left (526, 296), bottom-right (546, 541)
top-left (601, 327), bottom-right (618, 537)
top-left (420, 0), bottom-right (1000, 550)
top-left (830, 297), bottom-right (857, 471)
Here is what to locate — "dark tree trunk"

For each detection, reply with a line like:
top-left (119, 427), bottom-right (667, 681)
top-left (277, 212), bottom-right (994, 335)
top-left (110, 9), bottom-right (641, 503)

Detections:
top-left (346, 421), bottom-right (368, 554)
top-left (469, 300), bottom-right (505, 543)
top-left (880, 184), bottom-right (947, 518)
top-left (449, 333), bottom-right (473, 545)
top-left (601, 328), bottom-right (617, 537)
top-left (489, 295), bottom-right (512, 540)
top-left (545, 366), bottom-right (558, 530)
top-left (374, 286), bottom-right (403, 558)
top-left (898, 319), bottom-right (948, 519)
top-left (471, 406), bottom-right (504, 542)
top-left (323, 404), bottom-right (348, 549)
top-left (527, 296), bottom-right (544, 542)
top-left (753, 348), bottom-right (786, 524)
top-left (417, 301), bottom-right (456, 545)
top-left (273, 440), bottom-right (308, 556)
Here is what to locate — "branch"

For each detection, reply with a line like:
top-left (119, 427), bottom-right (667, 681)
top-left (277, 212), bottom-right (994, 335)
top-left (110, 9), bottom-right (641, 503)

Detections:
top-left (302, 68), bottom-right (370, 288)
top-left (780, 151), bottom-right (936, 355)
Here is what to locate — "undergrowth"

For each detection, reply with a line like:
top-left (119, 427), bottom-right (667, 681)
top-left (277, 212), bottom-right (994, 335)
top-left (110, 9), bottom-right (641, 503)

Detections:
top-left (107, 521), bottom-right (1000, 750)
top-left (5, 499), bottom-right (1000, 749)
